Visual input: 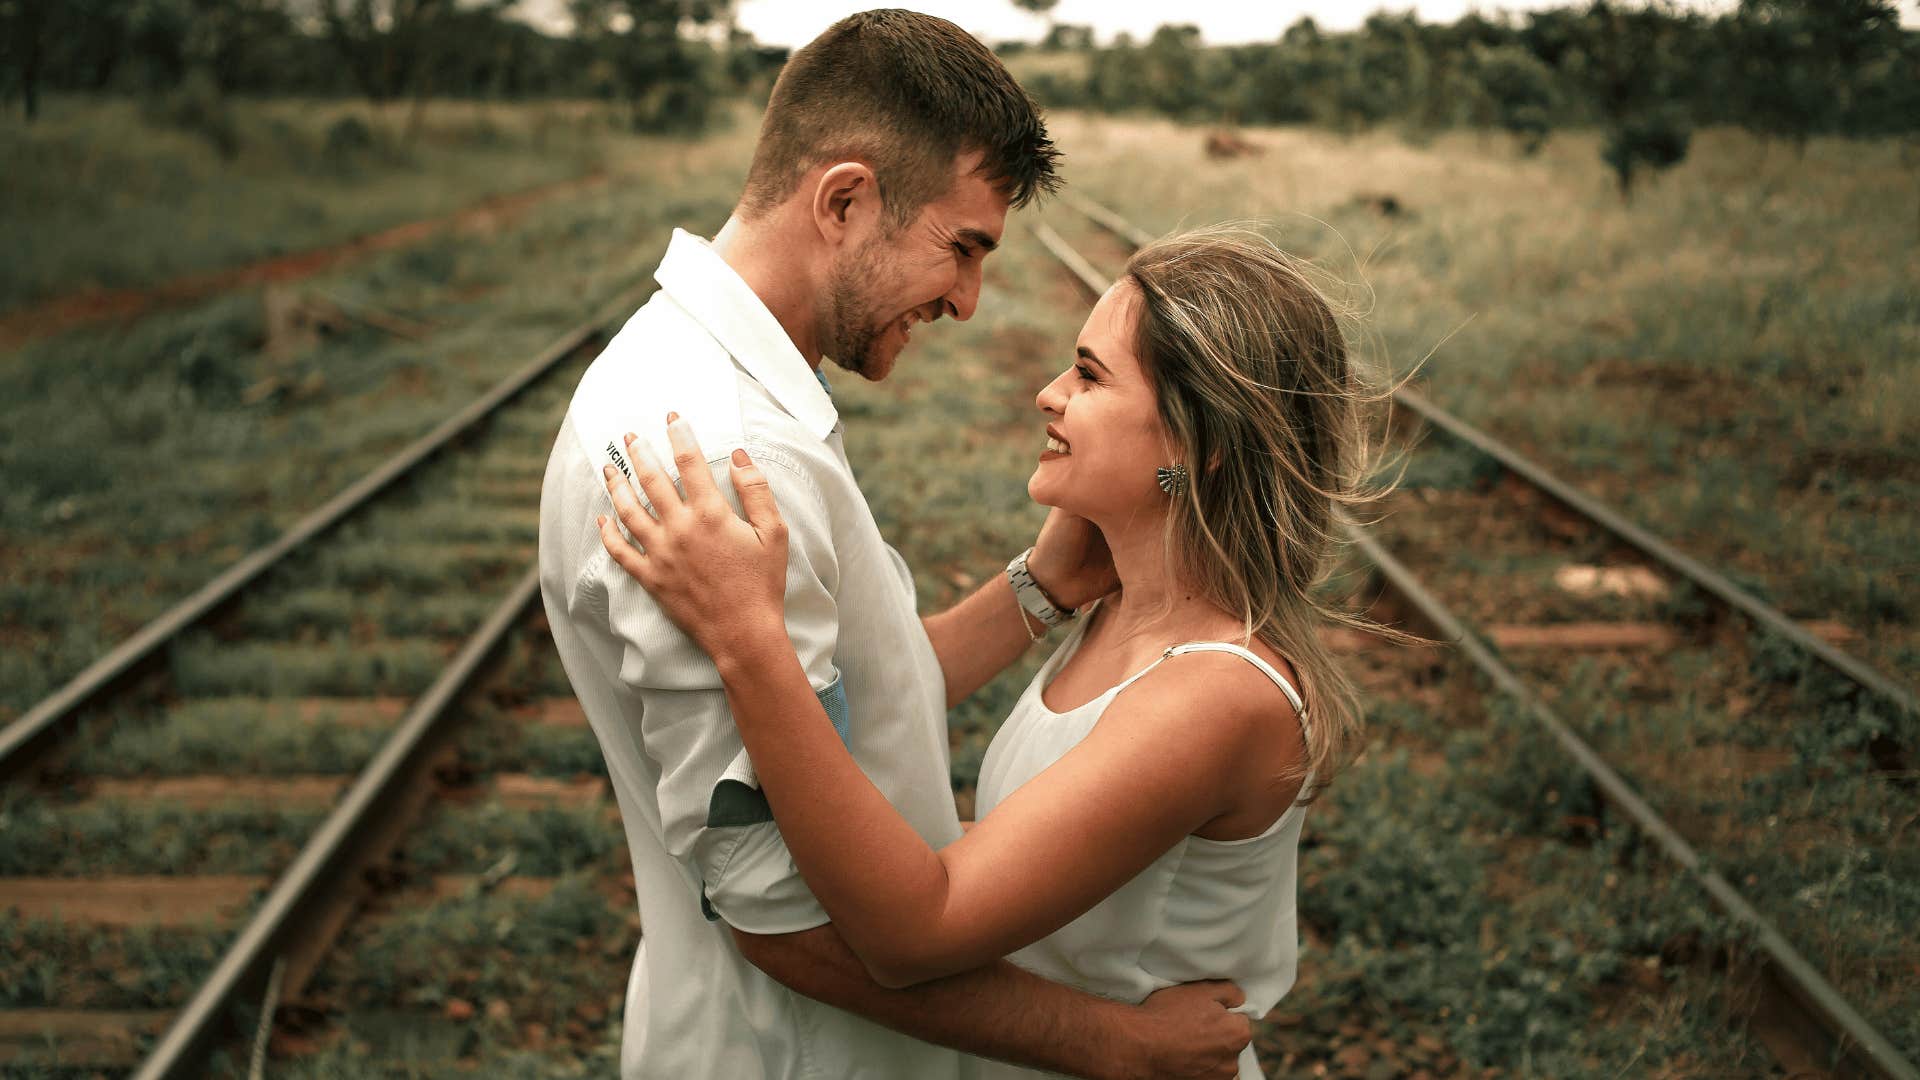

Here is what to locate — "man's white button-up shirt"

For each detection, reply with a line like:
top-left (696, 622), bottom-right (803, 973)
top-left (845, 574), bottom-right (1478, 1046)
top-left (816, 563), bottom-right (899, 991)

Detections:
top-left (538, 229), bottom-right (964, 1079)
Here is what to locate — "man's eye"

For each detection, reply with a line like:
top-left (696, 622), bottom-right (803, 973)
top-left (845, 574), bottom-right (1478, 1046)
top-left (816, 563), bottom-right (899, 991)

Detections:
top-left (953, 242), bottom-right (973, 259)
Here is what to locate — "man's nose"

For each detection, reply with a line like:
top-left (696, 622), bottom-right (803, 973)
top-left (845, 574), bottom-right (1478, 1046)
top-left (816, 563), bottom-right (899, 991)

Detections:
top-left (941, 261), bottom-right (983, 322)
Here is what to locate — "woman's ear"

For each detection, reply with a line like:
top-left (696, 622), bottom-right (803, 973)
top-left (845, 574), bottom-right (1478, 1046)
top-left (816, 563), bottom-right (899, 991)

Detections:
top-left (811, 162), bottom-right (879, 248)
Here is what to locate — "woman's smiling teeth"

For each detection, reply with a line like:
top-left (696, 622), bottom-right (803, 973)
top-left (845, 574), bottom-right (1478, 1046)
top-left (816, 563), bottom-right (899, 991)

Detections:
top-left (1046, 435), bottom-right (1071, 455)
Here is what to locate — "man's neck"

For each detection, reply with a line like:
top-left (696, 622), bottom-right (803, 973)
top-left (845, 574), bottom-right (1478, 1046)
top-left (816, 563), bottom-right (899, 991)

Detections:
top-left (711, 214), bottom-right (824, 370)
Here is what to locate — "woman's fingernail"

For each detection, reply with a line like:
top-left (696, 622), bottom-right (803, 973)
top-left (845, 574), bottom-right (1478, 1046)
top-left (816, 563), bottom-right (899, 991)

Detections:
top-left (731, 448), bottom-right (749, 467)
top-left (666, 411), bottom-right (680, 424)
top-left (596, 515), bottom-right (607, 528)
top-left (602, 464), bottom-right (615, 479)
top-left (624, 432), bottom-right (637, 445)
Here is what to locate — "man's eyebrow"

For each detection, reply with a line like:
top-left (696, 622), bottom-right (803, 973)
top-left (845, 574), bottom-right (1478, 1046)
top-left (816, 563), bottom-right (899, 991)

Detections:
top-left (1076, 345), bottom-right (1111, 374)
top-left (957, 228), bottom-right (999, 253)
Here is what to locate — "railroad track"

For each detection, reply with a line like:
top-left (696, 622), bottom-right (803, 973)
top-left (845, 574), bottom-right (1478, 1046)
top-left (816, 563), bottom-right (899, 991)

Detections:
top-left (7, 198), bottom-right (1909, 1077)
top-left (1, 286), bottom-right (650, 1075)
top-left (1032, 196), bottom-right (1916, 1080)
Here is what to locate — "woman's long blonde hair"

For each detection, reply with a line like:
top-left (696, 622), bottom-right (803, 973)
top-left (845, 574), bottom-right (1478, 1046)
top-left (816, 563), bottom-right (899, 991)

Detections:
top-left (1125, 225), bottom-right (1396, 797)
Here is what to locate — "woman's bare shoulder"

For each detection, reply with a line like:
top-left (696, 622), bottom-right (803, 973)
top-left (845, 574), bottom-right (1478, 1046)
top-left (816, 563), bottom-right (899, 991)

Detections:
top-left (1104, 646), bottom-right (1306, 758)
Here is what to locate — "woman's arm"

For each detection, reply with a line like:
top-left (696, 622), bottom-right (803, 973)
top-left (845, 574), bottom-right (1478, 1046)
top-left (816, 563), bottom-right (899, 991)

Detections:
top-left (711, 632), bottom-right (1278, 987)
top-left (922, 510), bottom-right (1118, 709)
top-left (921, 574), bottom-right (1048, 709)
top-left (597, 421), bottom-right (1288, 986)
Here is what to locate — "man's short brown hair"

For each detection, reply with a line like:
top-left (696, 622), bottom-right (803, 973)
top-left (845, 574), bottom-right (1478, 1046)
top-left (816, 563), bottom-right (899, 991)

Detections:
top-left (739, 9), bottom-right (1061, 225)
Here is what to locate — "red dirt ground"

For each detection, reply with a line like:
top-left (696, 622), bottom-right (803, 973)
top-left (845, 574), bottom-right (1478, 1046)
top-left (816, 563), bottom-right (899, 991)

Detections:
top-left (0, 170), bottom-right (610, 350)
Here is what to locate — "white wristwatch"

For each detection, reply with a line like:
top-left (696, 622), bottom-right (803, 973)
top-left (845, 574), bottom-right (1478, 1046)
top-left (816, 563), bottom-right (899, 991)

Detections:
top-left (1006, 547), bottom-right (1074, 629)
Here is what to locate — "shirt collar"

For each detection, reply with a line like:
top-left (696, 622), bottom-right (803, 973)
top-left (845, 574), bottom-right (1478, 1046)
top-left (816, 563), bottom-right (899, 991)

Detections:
top-left (654, 228), bottom-right (838, 441)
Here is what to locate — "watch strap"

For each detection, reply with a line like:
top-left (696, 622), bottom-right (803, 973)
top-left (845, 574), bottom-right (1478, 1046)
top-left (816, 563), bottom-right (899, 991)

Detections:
top-left (1006, 547), bottom-right (1073, 629)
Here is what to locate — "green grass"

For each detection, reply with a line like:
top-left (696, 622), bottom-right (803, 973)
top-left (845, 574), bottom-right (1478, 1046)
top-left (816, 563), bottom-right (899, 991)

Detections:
top-left (456, 703), bottom-right (608, 779)
top-left (0, 115), bottom-right (758, 720)
top-left (167, 636), bottom-right (455, 698)
top-left (402, 803), bottom-right (622, 877)
top-left (65, 698), bottom-right (396, 776)
top-left (320, 874), bottom-right (628, 1012)
top-left (267, 1036), bottom-right (623, 1080)
top-left (225, 587), bottom-right (512, 641)
top-left (1265, 680), bottom-right (1776, 1076)
top-left (0, 97), bottom-right (625, 309)
top-left (0, 915), bottom-right (228, 1009)
top-left (1370, 444), bottom-right (1919, 1054)
top-left (484, 629), bottom-right (581, 701)
top-left (1041, 114), bottom-right (1919, 683)
top-left (301, 542), bottom-right (529, 592)
top-left (0, 793), bottom-right (322, 875)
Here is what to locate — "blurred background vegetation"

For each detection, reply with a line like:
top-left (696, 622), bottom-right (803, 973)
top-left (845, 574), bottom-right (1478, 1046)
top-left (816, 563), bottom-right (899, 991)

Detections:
top-left (2, 3), bottom-right (1914, 1073)
top-left (2, 1), bottom-right (1914, 199)
top-left (1005, 1), bottom-right (1918, 188)
top-left (1, 0), bottom-right (1913, 313)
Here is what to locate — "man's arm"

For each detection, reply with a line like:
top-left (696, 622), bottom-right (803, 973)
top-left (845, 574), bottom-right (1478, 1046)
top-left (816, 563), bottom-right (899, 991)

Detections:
top-left (735, 923), bottom-right (1253, 1080)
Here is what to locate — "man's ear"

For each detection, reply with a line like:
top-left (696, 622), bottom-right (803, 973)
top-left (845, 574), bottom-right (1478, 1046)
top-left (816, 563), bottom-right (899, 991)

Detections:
top-left (810, 162), bottom-right (879, 248)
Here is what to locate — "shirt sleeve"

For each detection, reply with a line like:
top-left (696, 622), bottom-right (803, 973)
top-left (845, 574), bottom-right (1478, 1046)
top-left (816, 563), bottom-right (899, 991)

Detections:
top-left (571, 440), bottom-right (844, 935)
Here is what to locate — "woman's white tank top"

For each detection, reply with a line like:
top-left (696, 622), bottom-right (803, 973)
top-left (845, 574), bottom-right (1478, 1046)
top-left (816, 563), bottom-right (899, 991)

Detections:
top-left (971, 608), bottom-right (1311, 1080)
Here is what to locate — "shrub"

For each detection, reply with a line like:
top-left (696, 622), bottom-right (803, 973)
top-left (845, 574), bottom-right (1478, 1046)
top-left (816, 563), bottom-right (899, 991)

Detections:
top-left (146, 68), bottom-right (240, 159)
top-left (321, 114), bottom-right (376, 173)
top-left (1602, 107), bottom-right (1692, 202)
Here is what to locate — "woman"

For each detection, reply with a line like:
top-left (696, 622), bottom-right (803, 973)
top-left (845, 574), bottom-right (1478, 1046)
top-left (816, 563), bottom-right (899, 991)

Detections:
top-left (598, 227), bottom-right (1385, 1079)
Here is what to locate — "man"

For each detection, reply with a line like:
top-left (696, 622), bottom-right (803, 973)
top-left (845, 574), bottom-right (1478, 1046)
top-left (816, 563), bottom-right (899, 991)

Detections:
top-left (538, 11), bottom-right (1252, 1078)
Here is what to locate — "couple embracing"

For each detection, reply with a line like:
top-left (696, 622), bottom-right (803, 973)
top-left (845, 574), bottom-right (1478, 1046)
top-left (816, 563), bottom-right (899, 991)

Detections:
top-left (537, 10), bottom-right (1376, 1079)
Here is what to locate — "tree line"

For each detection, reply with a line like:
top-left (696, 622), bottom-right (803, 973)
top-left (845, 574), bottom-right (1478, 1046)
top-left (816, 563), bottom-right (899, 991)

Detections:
top-left (2, 0), bottom-right (1913, 195)
top-left (1008, 0), bottom-right (1916, 196)
top-left (0, 0), bottom-right (785, 131)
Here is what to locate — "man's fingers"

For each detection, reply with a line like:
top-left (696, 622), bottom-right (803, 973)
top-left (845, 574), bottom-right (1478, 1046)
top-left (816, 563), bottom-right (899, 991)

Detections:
top-left (664, 413), bottom-right (722, 508)
top-left (728, 448), bottom-right (784, 538)
top-left (1206, 981), bottom-right (1246, 1010)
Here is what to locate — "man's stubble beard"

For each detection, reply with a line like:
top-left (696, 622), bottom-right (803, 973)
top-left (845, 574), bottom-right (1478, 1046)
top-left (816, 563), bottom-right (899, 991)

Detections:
top-left (820, 233), bottom-right (899, 382)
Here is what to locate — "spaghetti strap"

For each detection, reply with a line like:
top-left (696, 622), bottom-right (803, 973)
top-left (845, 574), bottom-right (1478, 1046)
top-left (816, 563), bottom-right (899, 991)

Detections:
top-left (1166, 642), bottom-right (1310, 738)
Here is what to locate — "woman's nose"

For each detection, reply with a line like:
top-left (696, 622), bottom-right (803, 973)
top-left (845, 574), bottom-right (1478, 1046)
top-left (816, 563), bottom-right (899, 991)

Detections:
top-left (1035, 370), bottom-right (1069, 414)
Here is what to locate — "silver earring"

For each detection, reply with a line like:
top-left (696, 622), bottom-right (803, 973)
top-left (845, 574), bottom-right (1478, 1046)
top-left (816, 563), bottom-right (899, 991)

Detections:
top-left (1156, 463), bottom-right (1189, 496)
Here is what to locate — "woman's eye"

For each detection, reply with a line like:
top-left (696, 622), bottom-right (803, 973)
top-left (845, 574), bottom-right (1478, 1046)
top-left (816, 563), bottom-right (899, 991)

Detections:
top-left (1074, 365), bottom-right (1096, 382)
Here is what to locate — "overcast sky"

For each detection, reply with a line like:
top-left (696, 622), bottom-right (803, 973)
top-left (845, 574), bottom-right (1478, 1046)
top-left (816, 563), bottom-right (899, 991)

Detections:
top-left (727, 0), bottom-right (1920, 45)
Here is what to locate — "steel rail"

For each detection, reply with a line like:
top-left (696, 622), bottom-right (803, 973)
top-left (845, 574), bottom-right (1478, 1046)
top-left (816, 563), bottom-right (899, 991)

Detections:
top-left (0, 279), bottom-right (650, 778)
top-left (130, 567), bottom-right (542, 1079)
top-left (1030, 216), bottom-right (1919, 1080)
top-left (1345, 524), bottom-right (1915, 1080)
top-left (1391, 385), bottom-right (1918, 716)
top-left (1052, 188), bottom-right (1916, 719)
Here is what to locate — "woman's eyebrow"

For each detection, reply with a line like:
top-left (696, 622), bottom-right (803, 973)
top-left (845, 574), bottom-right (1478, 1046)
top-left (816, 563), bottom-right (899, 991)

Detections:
top-left (1076, 345), bottom-right (1112, 375)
